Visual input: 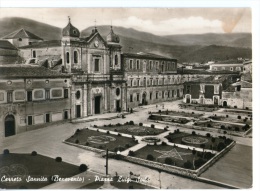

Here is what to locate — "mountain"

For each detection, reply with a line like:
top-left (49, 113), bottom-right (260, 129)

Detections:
top-left (0, 17), bottom-right (62, 40)
top-left (0, 17), bottom-right (252, 63)
top-left (82, 26), bottom-right (252, 48)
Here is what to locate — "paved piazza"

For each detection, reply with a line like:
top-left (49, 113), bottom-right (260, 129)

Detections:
top-left (0, 100), bottom-right (252, 189)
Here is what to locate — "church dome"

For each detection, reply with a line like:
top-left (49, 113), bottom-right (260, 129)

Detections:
top-left (106, 26), bottom-right (120, 43)
top-left (62, 17), bottom-right (80, 38)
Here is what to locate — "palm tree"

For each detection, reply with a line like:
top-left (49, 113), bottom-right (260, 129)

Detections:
top-left (192, 149), bottom-right (197, 170)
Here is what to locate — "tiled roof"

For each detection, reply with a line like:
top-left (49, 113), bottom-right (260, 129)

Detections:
top-left (122, 52), bottom-right (176, 61)
top-left (232, 80), bottom-right (252, 88)
top-left (0, 65), bottom-right (70, 78)
top-left (19, 40), bottom-right (61, 49)
top-left (211, 59), bottom-right (244, 65)
top-left (0, 40), bottom-right (17, 50)
top-left (2, 28), bottom-right (43, 40)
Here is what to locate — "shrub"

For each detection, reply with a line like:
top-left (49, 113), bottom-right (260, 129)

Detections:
top-left (55, 157), bottom-right (62, 162)
top-left (128, 150), bottom-right (135, 156)
top-left (116, 123), bottom-right (121, 126)
top-left (165, 157), bottom-right (174, 165)
top-left (3, 149), bottom-right (10, 155)
top-left (246, 107), bottom-right (249, 110)
top-left (85, 142), bottom-right (89, 146)
top-left (98, 145), bottom-right (103, 149)
top-left (207, 124), bottom-right (212, 128)
top-left (194, 122), bottom-right (197, 125)
top-left (194, 158), bottom-right (205, 167)
top-left (164, 127), bottom-right (168, 131)
top-left (104, 125), bottom-right (107, 127)
top-left (204, 152), bottom-right (214, 160)
top-left (129, 121), bottom-right (134, 125)
top-left (161, 141), bottom-right (167, 146)
top-left (176, 129), bottom-right (180, 133)
top-left (76, 129), bottom-right (80, 133)
top-left (107, 131), bottom-right (110, 134)
top-left (192, 112), bottom-right (194, 114)
top-left (183, 160), bottom-right (192, 169)
top-left (139, 123), bottom-right (143, 126)
top-left (31, 151), bottom-right (37, 156)
top-left (75, 140), bottom-right (79, 144)
top-left (206, 133), bottom-right (211, 137)
top-left (154, 142), bottom-right (157, 146)
top-left (93, 125), bottom-right (97, 128)
top-left (237, 115), bottom-right (241, 119)
top-left (79, 164), bottom-right (88, 172)
top-left (96, 129), bottom-right (99, 132)
top-left (217, 142), bottom-right (226, 151)
top-left (151, 124), bottom-right (155, 128)
top-left (125, 144), bottom-right (130, 148)
top-left (235, 127), bottom-right (240, 131)
top-left (114, 129), bottom-right (118, 132)
top-left (226, 115), bottom-right (229, 118)
top-left (118, 133), bottom-right (122, 136)
top-left (146, 154), bottom-right (154, 161)
top-left (220, 125), bottom-right (225, 129)
top-left (158, 110), bottom-right (161, 113)
top-left (192, 131), bottom-right (196, 135)
top-left (108, 124), bottom-right (112, 127)
top-left (234, 106), bottom-right (237, 108)
top-left (135, 140), bottom-right (138, 143)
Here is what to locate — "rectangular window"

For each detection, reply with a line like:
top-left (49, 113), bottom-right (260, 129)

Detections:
top-left (64, 89), bottom-right (69, 98)
top-left (150, 92), bottom-right (152, 100)
top-left (45, 113), bottom-right (50, 123)
top-left (0, 92), bottom-right (4, 101)
top-left (45, 90), bottom-right (50, 100)
top-left (28, 116), bottom-right (33, 125)
top-left (7, 92), bottom-right (13, 103)
top-left (162, 91), bottom-right (164, 98)
top-left (32, 50), bottom-right (36, 58)
top-left (130, 94), bottom-right (133, 102)
top-left (149, 61), bottom-right (152, 70)
top-left (129, 60), bottom-right (133, 69)
top-left (137, 94), bottom-right (140, 102)
top-left (156, 92), bottom-right (158, 99)
top-left (64, 110), bottom-right (69, 119)
top-left (27, 91), bottom-right (32, 102)
top-left (137, 79), bottom-right (139, 86)
top-left (130, 79), bottom-right (133, 87)
top-left (94, 59), bottom-right (99, 72)
top-left (136, 60), bottom-right (140, 70)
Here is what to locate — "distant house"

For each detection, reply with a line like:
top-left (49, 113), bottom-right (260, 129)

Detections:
top-left (183, 75), bottom-right (240, 105)
top-left (243, 60), bottom-right (252, 73)
top-left (209, 60), bottom-right (243, 72)
top-left (185, 64), bottom-right (193, 69)
top-left (1, 28), bottom-right (43, 48)
top-left (0, 40), bottom-right (20, 64)
top-left (222, 80), bottom-right (252, 109)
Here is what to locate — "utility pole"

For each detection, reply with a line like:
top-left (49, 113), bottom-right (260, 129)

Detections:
top-left (105, 149), bottom-right (108, 175)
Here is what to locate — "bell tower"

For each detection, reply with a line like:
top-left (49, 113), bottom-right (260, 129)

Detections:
top-left (61, 16), bottom-right (81, 73)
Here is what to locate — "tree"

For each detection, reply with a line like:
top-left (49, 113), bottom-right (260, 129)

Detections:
top-left (184, 160), bottom-right (192, 169)
top-left (147, 154), bottom-right (154, 161)
top-left (165, 157), bottom-right (174, 165)
top-left (192, 149), bottom-right (197, 170)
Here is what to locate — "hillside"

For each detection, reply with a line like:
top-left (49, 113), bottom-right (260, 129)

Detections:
top-left (0, 17), bottom-right (252, 63)
top-left (0, 17), bottom-right (62, 40)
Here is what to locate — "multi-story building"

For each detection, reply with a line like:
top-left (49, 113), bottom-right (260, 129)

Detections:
top-left (122, 52), bottom-right (182, 109)
top-left (0, 65), bottom-right (71, 138)
top-left (209, 60), bottom-right (244, 72)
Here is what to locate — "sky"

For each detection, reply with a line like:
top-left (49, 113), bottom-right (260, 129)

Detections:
top-left (0, 8), bottom-right (251, 35)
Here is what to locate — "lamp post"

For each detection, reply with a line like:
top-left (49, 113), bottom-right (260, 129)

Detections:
top-left (158, 170), bottom-right (162, 189)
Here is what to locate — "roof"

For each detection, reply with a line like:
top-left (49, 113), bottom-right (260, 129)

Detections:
top-left (122, 52), bottom-right (176, 61)
top-left (243, 60), bottom-right (252, 65)
top-left (2, 28), bottom-right (43, 40)
top-left (232, 80), bottom-right (252, 88)
top-left (177, 68), bottom-right (240, 74)
top-left (19, 40), bottom-right (61, 49)
top-left (210, 59), bottom-right (244, 65)
top-left (0, 40), bottom-right (17, 50)
top-left (62, 20), bottom-right (80, 38)
top-left (0, 65), bottom-right (70, 78)
top-left (241, 72), bottom-right (252, 82)
top-left (184, 75), bottom-right (231, 84)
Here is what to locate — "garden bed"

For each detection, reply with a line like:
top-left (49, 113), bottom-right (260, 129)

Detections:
top-left (148, 114), bottom-right (190, 124)
top-left (165, 130), bottom-right (232, 151)
top-left (65, 128), bottom-right (138, 152)
top-left (152, 110), bottom-right (203, 118)
top-left (128, 144), bottom-right (214, 170)
top-left (93, 122), bottom-right (165, 136)
top-left (0, 152), bottom-right (83, 189)
top-left (208, 115), bottom-right (252, 125)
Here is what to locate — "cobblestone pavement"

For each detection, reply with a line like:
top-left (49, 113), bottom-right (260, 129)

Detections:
top-left (0, 100), bottom-right (252, 189)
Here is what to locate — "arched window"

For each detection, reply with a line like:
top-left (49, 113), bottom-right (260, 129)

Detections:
top-left (66, 52), bottom-right (70, 64)
top-left (116, 88), bottom-right (120, 96)
top-left (115, 55), bottom-right (118, 65)
top-left (74, 51), bottom-right (78, 64)
top-left (76, 90), bottom-right (81, 99)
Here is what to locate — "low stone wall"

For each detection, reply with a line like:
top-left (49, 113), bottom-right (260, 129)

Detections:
top-left (195, 141), bottom-right (236, 176)
top-left (120, 154), bottom-right (198, 179)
